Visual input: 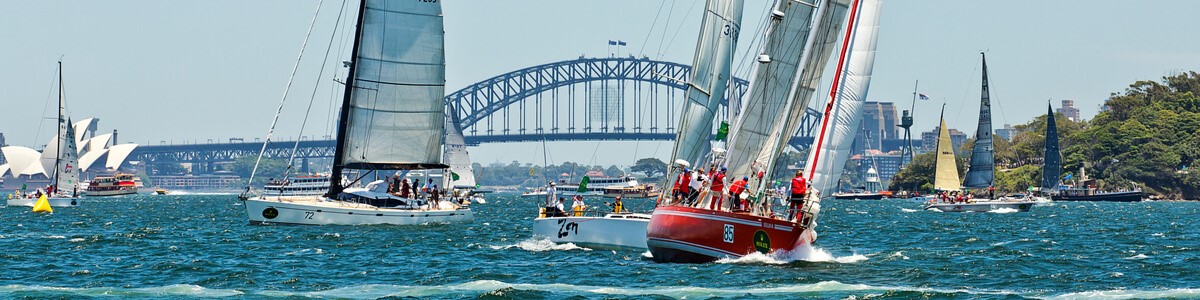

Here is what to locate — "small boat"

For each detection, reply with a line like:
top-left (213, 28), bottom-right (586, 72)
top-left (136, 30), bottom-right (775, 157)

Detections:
top-left (84, 173), bottom-right (138, 196)
top-left (261, 175), bottom-right (331, 199)
top-left (555, 175), bottom-right (642, 197)
top-left (6, 61), bottom-right (81, 208)
top-left (1052, 187), bottom-right (1143, 202)
top-left (155, 188), bottom-right (169, 195)
top-left (922, 54), bottom-right (1032, 213)
top-left (602, 184), bottom-right (660, 199)
top-left (532, 207), bottom-right (651, 249)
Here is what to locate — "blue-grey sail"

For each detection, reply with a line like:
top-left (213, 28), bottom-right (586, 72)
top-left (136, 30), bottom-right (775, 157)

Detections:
top-left (1041, 104), bottom-right (1061, 192)
top-left (340, 0), bottom-right (447, 170)
top-left (963, 53), bottom-right (994, 189)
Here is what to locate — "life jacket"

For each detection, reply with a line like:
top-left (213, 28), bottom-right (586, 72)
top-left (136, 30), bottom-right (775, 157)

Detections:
top-left (791, 176), bottom-right (807, 196)
top-left (711, 173), bottom-right (726, 191)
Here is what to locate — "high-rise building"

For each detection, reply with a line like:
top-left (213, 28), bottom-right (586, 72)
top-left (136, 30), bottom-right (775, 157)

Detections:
top-left (1058, 100), bottom-right (1081, 122)
top-left (855, 101), bottom-right (899, 154)
top-left (921, 126), bottom-right (968, 154)
top-left (995, 124), bottom-right (1016, 141)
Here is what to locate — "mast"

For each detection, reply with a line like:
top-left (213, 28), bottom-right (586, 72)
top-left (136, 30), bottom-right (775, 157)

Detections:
top-left (963, 52), bottom-right (995, 189)
top-left (327, 0), bottom-right (368, 197)
top-left (52, 60), bottom-right (64, 192)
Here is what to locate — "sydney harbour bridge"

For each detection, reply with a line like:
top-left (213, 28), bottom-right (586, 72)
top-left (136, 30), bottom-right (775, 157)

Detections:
top-left (129, 57), bottom-right (822, 174)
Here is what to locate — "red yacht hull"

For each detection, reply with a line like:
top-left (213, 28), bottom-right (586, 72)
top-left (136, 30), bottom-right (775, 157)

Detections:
top-left (646, 206), bottom-right (814, 263)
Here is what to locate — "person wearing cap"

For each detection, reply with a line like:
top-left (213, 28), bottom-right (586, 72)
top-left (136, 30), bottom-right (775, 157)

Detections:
top-left (688, 168), bottom-right (705, 204)
top-left (790, 171), bottom-right (807, 221)
top-left (709, 167), bottom-right (727, 210)
top-left (676, 168), bottom-right (691, 202)
top-left (612, 196), bottom-right (624, 213)
top-left (729, 176), bottom-right (748, 211)
top-left (546, 181), bottom-right (557, 208)
top-left (571, 195), bottom-right (586, 216)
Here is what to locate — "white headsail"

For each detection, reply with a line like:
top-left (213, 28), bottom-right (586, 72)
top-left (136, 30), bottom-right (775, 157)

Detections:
top-left (443, 111), bottom-right (476, 189)
top-left (663, 0), bottom-right (744, 191)
top-left (804, 0), bottom-right (883, 196)
top-left (56, 118), bottom-right (81, 193)
top-left (338, 0), bottom-right (446, 170)
top-left (725, 0), bottom-right (819, 182)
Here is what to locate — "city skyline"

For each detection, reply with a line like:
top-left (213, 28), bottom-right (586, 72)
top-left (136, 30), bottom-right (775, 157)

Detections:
top-left (3, 1), bottom-right (1199, 165)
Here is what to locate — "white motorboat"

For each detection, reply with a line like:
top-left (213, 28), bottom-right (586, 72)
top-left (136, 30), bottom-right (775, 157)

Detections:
top-left (532, 212), bottom-right (650, 249)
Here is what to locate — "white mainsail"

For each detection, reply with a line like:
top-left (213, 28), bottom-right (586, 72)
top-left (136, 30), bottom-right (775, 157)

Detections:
top-left (443, 114), bottom-right (476, 189)
top-left (339, 0), bottom-right (446, 170)
top-left (725, 0), bottom-right (819, 182)
top-left (804, 0), bottom-right (883, 196)
top-left (663, 0), bottom-right (744, 191)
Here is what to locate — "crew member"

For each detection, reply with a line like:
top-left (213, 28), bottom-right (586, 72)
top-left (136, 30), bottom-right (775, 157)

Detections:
top-left (613, 196), bottom-right (624, 213)
top-left (677, 168), bottom-right (691, 202)
top-left (571, 195), bottom-right (585, 216)
top-left (729, 176), bottom-right (748, 211)
top-left (790, 171), bottom-right (808, 221)
top-left (988, 186), bottom-right (996, 200)
top-left (710, 167), bottom-right (727, 210)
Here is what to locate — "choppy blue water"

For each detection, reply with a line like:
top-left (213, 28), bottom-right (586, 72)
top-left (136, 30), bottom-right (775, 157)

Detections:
top-left (2, 193), bottom-right (1198, 299)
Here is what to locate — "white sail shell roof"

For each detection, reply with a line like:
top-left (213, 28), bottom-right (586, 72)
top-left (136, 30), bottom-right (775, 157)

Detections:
top-left (80, 133), bottom-right (112, 155)
top-left (79, 147), bottom-right (109, 171)
top-left (73, 117), bottom-right (98, 145)
top-left (0, 164), bottom-right (9, 177)
top-left (2, 146), bottom-right (47, 177)
top-left (105, 144), bottom-right (138, 170)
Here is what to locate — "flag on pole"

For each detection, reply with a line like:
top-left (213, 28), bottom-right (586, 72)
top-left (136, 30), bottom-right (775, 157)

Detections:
top-left (617, 40), bottom-right (627, 46)
top-left (451, 172), bottom-right (460, 181)
top-left (607, 40), bottom-right (617, 46)
top-left (918, 93), bottom-right (930, 100)
top-left (714, 121), bottom-right (730, 141)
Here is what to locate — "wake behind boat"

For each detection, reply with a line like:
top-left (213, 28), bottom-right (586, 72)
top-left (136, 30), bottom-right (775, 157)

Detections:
top-left (242, 0), bottom-right (471, 225)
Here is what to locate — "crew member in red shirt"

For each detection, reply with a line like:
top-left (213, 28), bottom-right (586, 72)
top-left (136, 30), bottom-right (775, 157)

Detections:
top-left (790, 171), bottom-right (808, 221)
top-left (677, 168), bottom-right (691, 203)
top-left (728, 176), bottom-right (748, 211)
top-left (709, 167), bottom-right (727, 210)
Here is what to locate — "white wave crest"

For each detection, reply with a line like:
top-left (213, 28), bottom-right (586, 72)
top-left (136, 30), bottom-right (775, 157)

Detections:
top-left (488, 237), bottom-right (591, 252)
top-left (0, 284), bottom-right (244, 297)
top-left (989, 207), bottom-right (1020, 214)
top-left (901, 208), bottom-right (918, 213)
top-left (1047, 288), bottom-right (1200, 300)
top-left (714, 244), bottom-right (867, 265)
top-left (1123, 253), bottom-right (1149, 260)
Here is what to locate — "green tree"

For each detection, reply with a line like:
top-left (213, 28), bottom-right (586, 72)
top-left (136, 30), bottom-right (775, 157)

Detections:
top-left (631, 158), bottom-right (667, 178)
top-left (229, 156), bottom-right (290, 186)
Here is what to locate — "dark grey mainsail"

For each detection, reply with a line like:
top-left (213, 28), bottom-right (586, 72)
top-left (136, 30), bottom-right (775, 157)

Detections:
top-left (330, 0), bottom-right (447, 195)
top-left (1040, 104), bottom-right (1061, 192)
top-left (964, 53), bottom-right (994, 188)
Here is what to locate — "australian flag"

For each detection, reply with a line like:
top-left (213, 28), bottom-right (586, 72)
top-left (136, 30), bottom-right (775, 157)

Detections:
top-left (608, 40), bottom-right (618, 45)
top-left (618, 40), bottom-right (627, 46)
top-left (918, 93), bottom-right (930, 100)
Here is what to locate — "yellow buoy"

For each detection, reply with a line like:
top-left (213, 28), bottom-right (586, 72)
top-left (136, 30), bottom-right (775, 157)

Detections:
top-left (32, 194), bottom-right (53, 214)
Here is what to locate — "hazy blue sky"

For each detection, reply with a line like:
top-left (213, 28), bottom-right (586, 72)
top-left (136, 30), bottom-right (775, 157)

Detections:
top-left (3, 1), bottom-right (1198, 166)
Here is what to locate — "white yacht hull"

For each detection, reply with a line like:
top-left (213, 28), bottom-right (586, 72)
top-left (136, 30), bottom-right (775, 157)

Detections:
top-left (924, 200), bottom-right (1034, 212)
top-left (7, 196), bottom-right (81, 207)
top-left (244, 197), bottom-right (473, 226)
top-left (532, 213), bottom-right (651, 249)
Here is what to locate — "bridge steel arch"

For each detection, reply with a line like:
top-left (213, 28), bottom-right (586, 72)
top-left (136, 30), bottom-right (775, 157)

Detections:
top-left (445, 56), bottom-right (820, 147)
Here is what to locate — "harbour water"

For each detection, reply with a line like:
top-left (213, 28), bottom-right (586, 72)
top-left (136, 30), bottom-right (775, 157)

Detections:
top-left (2, 194), bottom-right (1198, 299)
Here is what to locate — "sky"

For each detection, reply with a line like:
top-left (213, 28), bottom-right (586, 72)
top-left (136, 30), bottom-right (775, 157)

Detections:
top-left (3, 0), bottom-right (1198, 167)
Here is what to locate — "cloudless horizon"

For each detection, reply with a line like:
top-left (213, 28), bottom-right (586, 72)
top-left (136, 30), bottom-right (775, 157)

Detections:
top-left (3, 0), bottom-right (1198, 166)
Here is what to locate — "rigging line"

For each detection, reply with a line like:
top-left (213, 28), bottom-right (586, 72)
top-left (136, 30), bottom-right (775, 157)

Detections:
top-left (283, 0), bottom-right (349, 180)
top-left (247, 0), bottom-right (327, 191)
top-left (953, 55), bottom-right (981, 131)
top-left (34, 62), bottom-right (60, 146)
top-left (327, 0), bottom-right (353, 139)
top-left (661, 0), bottom-right (704, 59)
top-left (733, 0), bottom-right (776, 81)
top-left (653, 0), bottom-right (680, 58)
top-left (637, 0), bottom-right (669, 57)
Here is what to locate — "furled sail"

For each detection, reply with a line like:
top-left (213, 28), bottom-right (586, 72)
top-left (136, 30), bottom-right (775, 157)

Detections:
top-left (724, 0), bottom-right (818, 183)
top-left (803, 0), bottom-right (882, 196)
top-left (756, 0), bottom-right (851, 191)
top-left (963, 53), bottom-right (994, 188)
top-left (933, 116), bottom-right (961, 191)
top-left (663, 0), bottom-right (743, 190)
top-left (443, 109), bottom-right (476, 189)
top-left (1040, 104), bottom-right (1061, 192)
top-left (338, 0), bottom-right (447, 170)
